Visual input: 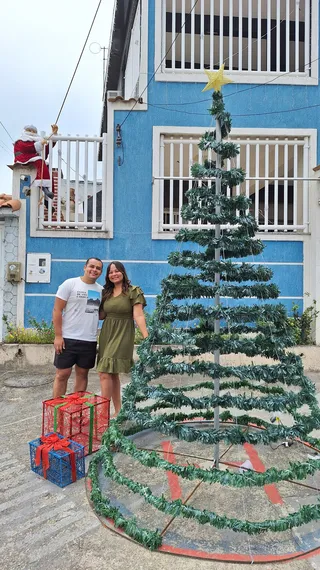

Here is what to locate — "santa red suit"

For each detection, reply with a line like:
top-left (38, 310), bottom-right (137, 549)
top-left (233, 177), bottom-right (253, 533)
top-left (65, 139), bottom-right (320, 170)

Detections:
top-left (14, 125), bottom-right (55, 199)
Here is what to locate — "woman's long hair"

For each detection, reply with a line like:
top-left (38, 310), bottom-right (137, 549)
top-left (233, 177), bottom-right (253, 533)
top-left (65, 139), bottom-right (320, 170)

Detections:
top-left (101, 261), bottom-right (131, 304)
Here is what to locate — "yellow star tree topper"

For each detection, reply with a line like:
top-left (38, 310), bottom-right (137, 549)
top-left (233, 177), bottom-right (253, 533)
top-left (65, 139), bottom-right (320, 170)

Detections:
top-left (202, 63), bottom-right (233, 92)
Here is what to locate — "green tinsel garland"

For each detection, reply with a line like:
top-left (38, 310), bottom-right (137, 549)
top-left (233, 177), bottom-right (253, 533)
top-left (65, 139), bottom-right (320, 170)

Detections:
top-left (89, 89), bottom-right (320, 550)
top-left (92, 436), bottom-right (320, 537)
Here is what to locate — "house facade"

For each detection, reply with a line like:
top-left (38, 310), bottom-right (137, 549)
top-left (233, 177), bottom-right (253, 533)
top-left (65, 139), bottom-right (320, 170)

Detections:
top-left (2, 0), bottom-right (320, 342)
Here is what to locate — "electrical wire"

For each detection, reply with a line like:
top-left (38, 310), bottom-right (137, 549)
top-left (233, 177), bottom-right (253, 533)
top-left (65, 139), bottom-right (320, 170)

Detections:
top-left (0, 121), bottom-right (14, 142)
top-left (119, 3), bottom-right (314, 121)
top-left (54, 0), bottom-right (103, 125)
top-left (120, 0), bottom-right (201, 127)
top-left (147, 98), bottom-right (320, 119)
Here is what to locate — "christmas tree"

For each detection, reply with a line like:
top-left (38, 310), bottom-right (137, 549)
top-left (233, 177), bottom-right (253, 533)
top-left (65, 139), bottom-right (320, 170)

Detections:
top-left (89, 65), bottom-right (320, 553)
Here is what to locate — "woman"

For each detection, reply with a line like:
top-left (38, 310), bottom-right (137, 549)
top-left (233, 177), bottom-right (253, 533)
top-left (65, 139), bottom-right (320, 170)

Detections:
top-left (97, 261), bottom-right (148, 417)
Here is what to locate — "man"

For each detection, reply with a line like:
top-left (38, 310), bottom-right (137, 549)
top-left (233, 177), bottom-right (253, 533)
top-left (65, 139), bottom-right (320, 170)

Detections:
top-left (52, 257), bottom-right (103, 397)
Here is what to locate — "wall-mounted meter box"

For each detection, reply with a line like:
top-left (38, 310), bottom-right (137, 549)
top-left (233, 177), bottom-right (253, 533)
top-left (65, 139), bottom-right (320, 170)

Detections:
top-left (6, 262), bottom-right (21, 282)
top-left (26, 253), bottom-right (51, 283)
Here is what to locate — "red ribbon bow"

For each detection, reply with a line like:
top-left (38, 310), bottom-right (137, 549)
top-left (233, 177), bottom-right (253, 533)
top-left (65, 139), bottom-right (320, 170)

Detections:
top-left (51, 393), bottom-right (90, 408)
top-left (35, 433), bottom-right (77, 482)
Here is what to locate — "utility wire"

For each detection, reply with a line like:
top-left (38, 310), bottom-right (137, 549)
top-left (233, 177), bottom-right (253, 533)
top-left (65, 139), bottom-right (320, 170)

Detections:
top-left (120, 0), bottom-right (201, 127)
top-left (0, 139), bottom-right (12, 152)
top-left (54, 0), bottom-right (103, 125)
top-left (147, 98), bottom-right (320, 119)
top-left (119, 3), bottom-right (302, 121)
top-left (0, 121), bottom-right (14, 142)
top-left (0, 143), bottom-right (11, 156)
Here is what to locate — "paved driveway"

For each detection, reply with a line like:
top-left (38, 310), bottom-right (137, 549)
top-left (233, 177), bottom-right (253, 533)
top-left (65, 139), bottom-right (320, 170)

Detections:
top-left (1, 367), bottom-right (320, 570)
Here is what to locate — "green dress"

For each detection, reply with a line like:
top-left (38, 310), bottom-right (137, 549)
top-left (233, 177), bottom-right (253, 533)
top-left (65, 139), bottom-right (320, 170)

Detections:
top-left (96, 285), bottom-right (146, 374)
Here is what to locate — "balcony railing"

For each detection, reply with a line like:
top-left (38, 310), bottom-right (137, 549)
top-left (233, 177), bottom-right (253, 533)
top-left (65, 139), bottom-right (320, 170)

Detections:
top-left (36, 134), bottom-right (107, 231)
top-left (160, 0), bottom-right (314, 80)
top-left (156, 131), bottom-right (311, 234)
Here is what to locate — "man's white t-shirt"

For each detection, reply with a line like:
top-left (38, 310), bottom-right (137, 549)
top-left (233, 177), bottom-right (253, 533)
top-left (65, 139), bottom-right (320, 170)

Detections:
top-left (56, 277), bottom-right (103, 342)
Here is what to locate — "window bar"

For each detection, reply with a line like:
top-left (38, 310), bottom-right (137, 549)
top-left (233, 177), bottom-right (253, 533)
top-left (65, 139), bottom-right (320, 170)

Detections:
top-left (47, 140), bottom-right (53, 225)
top-left (264, 141), bottom-right (269, 231)
top-left (245, 141), bottom-right (250, 214)
top-left (303, 136), bottom-right (309, 233)
top-left (219, 0), bottom-right (223, 66)
top-left (257, 0), bottom-right (261, 72)
top-left (169, 141), bottom-right (174, 225)
top-left (181, 0), bottom-right (186, 70)
top-left (304, 0), bottom-right (310, 76)
top-left (236, 140), bottom-right (241, 197)
top-left (293, 141), bottom-right (298, 229)
top-left (179, 141), bottom-right (184, 224)
top-left (65, 140), bottom-right (71, 226)
top-left (235, 140), bottom-right (241, 218)
top-left (255, 142), bottom-right (260, 223)
top-left (286, 0), bottom-right (290, 72)
top-left (210, 0), bottom-right (214, 70)
top-left (172, 0), bottom-right (176, 70)
top-left (208, 146), bottom-right (213, 190)
top-left (191, 0), bottom-right (195, 70)
top-left (92, 140), bottom-right (98, 227)
top-left (238, 0), bottom-right (243, 71)
top-left (101, 133), bottom-right (107, 231)
top-left (188, 141), bottom-right (194, 225)
top-left (83, 140), bottom-right (89, 226)
top-left (200, 0), bottom-right (204, 70)
top-left (295, 0), bottom-right (300, 72)
top-left (283, 141), bottom-right (289, 231)
top-left (267, 0), bottom-right (271, 72)
top-left (57, 139), bottom-right (62, 224)
top-left (274, 141), bottom-right (279, 231)
top-left (198, 146), bottom-right (203, 226)
top-left (226, 157), bottom-right (231, 198)
top-left (160, 135), bottom-right (165, 231)
top-left (162, 0), bottom-right (167, 71)
top-left (229, 0), bottom-right (233, 71)
top-left (248, 0), bottom-right (252, 72)
top-left (276, 0), bottom-right (281, 72)
top-left (74, 140), bottom-right (80, 225)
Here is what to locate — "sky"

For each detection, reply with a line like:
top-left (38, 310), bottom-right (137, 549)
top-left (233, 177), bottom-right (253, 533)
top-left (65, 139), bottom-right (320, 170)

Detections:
top-left (0, 0), bottom-right (115, 193)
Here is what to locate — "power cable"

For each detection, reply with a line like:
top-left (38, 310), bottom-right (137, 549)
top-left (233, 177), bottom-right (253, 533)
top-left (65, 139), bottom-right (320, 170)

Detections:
top-left (54, 0), bottom-right (103, 125)
top-left (120, 0), bottom-right (201, 127)
top-left (0, 121), bottom-right (14, 142)
top-left (119, 3), bottom-right (309, 120)
top-left (147, 98), bottom-right (320, 119)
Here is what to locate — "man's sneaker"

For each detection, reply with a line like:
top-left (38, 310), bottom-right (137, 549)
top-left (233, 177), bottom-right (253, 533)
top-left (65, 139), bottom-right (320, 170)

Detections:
top-left (42, 187), bottom-right (54, 200)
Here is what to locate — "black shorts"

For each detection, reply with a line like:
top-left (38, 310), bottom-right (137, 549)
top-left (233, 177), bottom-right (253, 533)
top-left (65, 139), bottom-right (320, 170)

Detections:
top-left (54, 338), bottom-right (97, 370)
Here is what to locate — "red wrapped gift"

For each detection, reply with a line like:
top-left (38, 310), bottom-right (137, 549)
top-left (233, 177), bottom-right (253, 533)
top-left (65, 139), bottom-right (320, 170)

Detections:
top-left (42, 391), bottom-right (110, 455)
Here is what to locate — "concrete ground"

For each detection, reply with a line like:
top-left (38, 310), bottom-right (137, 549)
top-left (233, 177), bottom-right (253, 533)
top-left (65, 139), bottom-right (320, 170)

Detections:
top-left (1, 366), bottom-right (320, 570)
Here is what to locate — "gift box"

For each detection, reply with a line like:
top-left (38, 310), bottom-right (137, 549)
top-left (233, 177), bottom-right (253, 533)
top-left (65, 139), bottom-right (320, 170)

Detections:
top-left (29, 433), bottom-right (85, 487)
top-left (42, 391), bottom-right (110, 455)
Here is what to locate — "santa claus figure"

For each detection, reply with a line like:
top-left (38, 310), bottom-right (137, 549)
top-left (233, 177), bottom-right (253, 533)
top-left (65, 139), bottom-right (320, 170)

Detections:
top-left (14, 124), bottom-right (58, 200)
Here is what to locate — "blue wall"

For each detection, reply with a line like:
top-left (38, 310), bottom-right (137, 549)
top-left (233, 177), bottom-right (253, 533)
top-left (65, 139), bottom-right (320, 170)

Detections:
top-left (23, 0), bottom-right (313, 325)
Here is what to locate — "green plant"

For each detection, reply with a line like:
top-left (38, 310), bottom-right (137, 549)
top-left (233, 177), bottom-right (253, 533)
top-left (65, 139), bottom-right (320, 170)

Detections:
top-left (2, 314), bottom-right (55, 344)
top-left (287, 298), bottom-right (319, 345)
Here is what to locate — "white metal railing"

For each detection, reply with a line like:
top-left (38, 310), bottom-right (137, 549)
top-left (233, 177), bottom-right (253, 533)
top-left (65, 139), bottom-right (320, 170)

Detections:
top-left (157, 133), bottom-right (311, 233)
top-left (162, 0), bottom-right (313, 77)
top-left (37, 134), bottom-right (107, 231)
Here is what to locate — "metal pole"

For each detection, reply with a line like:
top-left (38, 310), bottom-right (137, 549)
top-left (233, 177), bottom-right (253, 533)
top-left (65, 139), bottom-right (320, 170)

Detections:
top-left (213, 115), bottom-right (221, 469)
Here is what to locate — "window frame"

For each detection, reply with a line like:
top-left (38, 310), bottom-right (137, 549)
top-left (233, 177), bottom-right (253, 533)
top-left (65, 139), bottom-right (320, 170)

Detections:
top-left (151, 125), bottom-right (317, 239)
top-left (154, 0), bottom-right (319, 86)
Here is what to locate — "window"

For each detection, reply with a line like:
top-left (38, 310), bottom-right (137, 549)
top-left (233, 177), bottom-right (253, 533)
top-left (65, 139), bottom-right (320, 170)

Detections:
top-left (155, 0), bottom-right (318, 84)
top-left (152, 127), bottom-right (315, 237)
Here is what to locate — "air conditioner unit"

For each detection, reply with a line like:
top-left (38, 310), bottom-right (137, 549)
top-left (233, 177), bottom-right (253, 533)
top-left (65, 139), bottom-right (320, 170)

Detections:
top-left (107, 90), bottom-right (122, 99)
